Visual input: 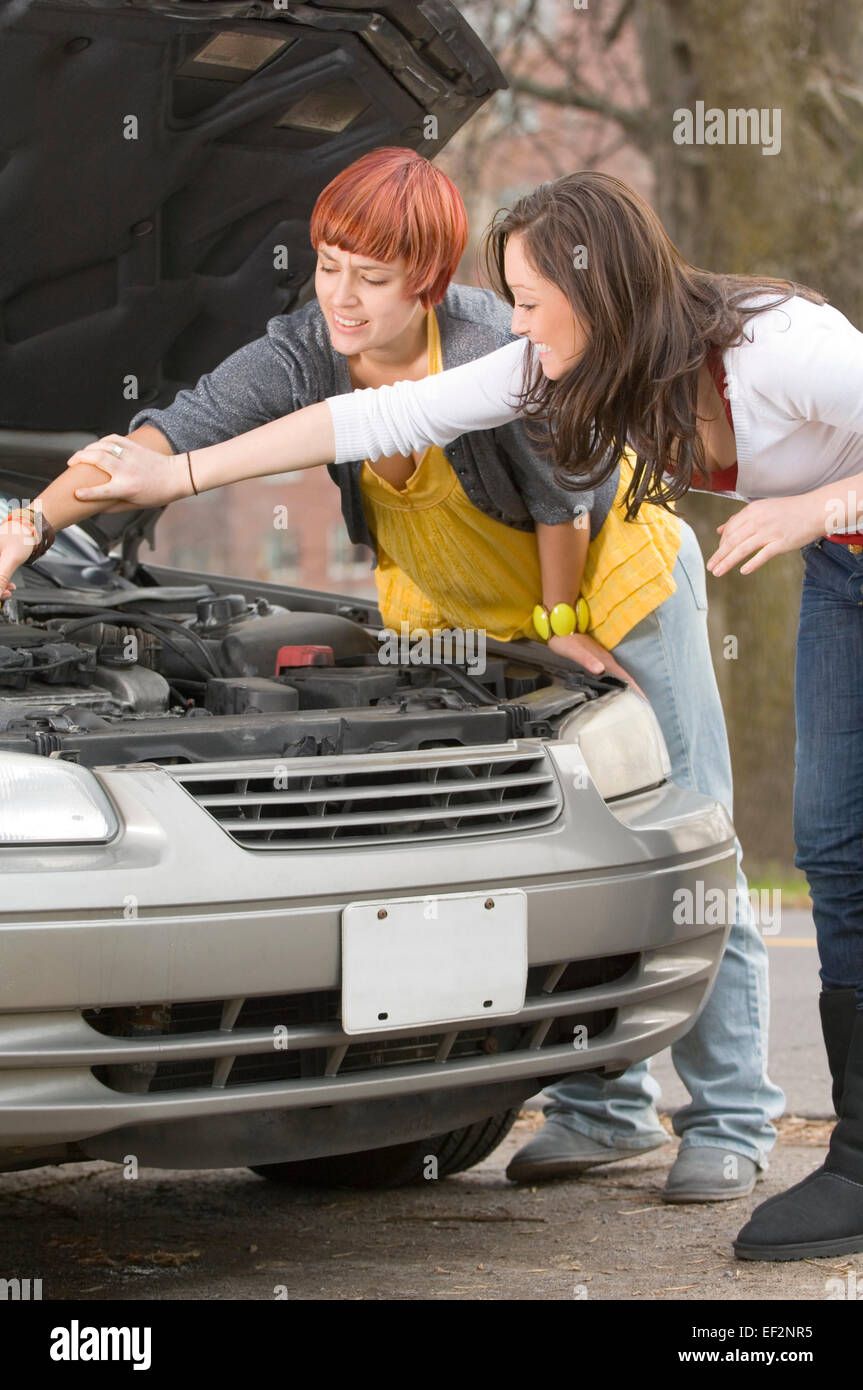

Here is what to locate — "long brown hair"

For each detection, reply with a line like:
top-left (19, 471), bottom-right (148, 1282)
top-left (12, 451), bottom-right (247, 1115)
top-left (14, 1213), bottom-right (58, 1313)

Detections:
top-left (483, 172), bottom-right (825, 518)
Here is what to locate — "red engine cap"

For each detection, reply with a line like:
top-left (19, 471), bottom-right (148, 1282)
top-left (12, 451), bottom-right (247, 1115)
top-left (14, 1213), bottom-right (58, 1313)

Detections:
top-left (275, 645), bottom-right (335, 672)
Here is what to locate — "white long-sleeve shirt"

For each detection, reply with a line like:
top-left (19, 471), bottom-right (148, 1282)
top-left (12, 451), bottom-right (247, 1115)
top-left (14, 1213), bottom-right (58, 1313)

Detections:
top-left (327, 337), bottom-right (528, 463)
top-left (327, 294), bottom-right (863, 505)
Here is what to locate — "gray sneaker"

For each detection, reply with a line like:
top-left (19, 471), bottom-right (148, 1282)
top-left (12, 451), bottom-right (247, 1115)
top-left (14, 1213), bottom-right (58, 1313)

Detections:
top-left (662, 1146), bottom-right (758, 1204)
top-left (506, 1117), bottom-right (669, 1184)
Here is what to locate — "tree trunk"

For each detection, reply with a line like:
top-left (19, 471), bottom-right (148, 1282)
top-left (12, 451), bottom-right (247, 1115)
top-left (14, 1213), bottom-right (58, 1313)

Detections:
top-left (635, 0), bottom-right (863, 876)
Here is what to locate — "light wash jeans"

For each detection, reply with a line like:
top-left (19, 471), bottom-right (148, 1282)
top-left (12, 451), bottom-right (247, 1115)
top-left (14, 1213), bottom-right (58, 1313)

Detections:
top-left (543, 519), bottom-right (785, 1168)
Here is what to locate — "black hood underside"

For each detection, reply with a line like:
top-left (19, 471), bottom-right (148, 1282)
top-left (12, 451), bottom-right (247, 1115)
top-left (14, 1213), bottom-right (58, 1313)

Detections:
top-left (0, 0), bottom-right (505, 550)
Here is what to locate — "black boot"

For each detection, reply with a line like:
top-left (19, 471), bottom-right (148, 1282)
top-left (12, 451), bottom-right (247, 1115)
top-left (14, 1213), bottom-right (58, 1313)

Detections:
top-left (820, 987), bottom-right (858, 1114)
top-left (734, 993), bottom-right (863, 1261)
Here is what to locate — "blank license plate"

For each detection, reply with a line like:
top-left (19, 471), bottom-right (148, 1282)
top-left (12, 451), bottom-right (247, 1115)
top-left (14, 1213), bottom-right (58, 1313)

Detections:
top-left (341, 889), bottom-right (527, 1035)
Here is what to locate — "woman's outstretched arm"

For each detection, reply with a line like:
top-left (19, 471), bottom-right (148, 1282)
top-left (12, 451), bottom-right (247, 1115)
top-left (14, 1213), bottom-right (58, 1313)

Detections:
top-left (67, 340), bottom-right (530, 508)
top-left (327, 338), bottom-right (527, 463)
top-left (67, 403), bottom-right (338, 508)
top-left (0, 341), bottom-right (530, 597)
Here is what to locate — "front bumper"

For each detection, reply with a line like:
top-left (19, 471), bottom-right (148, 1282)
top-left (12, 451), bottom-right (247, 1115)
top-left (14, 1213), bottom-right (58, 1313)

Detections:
top-left (0, 742), bottom-right (735, 1169)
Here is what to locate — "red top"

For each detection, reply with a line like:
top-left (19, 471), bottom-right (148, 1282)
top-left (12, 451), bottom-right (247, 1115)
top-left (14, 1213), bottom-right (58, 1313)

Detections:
top-left (696, 347), bottom-right (739, 495)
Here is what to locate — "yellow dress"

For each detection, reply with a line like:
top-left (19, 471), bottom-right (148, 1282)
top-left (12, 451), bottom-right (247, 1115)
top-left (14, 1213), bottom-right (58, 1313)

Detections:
top-left (360, 309), bottom-right (681, 651)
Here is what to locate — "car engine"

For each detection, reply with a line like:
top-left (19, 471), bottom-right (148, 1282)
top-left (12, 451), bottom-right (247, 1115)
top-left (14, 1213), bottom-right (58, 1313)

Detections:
top-left (0, 583), bottom-right (594, 767)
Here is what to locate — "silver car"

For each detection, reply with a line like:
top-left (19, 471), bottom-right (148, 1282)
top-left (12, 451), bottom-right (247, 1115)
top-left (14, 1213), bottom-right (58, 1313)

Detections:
top-left (0, 0), bottom-right (734, 1186)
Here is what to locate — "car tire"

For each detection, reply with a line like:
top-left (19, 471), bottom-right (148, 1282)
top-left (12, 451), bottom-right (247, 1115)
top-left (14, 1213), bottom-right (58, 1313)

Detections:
top-left (248, 1109), bottom-right (519, 1189)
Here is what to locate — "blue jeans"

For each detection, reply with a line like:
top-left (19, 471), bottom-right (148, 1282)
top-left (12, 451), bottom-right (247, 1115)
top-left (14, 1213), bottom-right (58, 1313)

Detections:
top-left (544, 520), bottom-right (785, 1167)
top-left (794, 538), bottom-right (863, 1000)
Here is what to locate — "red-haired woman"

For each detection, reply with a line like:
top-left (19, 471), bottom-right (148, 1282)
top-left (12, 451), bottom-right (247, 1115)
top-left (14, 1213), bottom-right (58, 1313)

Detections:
top-left (123, 147), bottom-right (645, 686)
top-left (2, 157), bottom-right (783, 1209)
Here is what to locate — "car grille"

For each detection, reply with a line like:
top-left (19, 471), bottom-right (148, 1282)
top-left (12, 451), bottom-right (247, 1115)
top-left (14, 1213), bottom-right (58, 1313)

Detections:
top-left (165, 743), bottom-right (563, 848)
top-left (84, 954), bottom-right (637, 1096)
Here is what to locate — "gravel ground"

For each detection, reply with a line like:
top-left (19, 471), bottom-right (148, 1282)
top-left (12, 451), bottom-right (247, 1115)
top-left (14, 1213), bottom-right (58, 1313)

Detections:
top-left (2, 1111), bottom-right (859, 1303)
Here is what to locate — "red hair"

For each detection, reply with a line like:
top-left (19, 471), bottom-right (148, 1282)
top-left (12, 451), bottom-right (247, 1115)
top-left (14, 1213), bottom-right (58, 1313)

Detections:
top-left (309, 147), bottom-right (468, 308)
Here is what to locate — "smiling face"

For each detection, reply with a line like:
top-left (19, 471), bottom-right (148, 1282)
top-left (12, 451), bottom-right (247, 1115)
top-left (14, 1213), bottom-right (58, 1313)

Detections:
top-left (504, 233), bottom-right (589, 378)
top-left (314, 242), bottom-right (427, 360)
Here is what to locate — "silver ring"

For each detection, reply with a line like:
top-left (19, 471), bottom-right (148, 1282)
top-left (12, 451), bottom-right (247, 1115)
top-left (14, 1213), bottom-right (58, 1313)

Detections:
top-left (109, 443), bottom-right (124, 458)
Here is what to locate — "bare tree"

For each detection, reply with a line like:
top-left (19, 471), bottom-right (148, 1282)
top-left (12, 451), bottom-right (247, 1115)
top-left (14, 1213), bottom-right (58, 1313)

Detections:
top-left (636, 0), bottom-right (863, 877)
top-left (441, 0), bottom-right (863, 876)
top-left (439, 0), bottom-right (652, 273)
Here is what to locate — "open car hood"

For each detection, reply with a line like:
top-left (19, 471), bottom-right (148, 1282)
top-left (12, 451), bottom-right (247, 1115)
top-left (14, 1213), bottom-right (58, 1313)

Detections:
top-left (0, 0), bottom-right (505, 556)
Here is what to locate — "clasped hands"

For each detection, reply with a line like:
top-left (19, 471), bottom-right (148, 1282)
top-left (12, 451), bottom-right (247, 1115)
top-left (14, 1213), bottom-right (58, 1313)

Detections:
top-left (65, 434), bottom-right (190, 511)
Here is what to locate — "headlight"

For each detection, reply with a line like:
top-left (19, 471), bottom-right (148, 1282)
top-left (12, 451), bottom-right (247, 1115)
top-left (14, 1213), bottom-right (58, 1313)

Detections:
top-left (556, 689), bottom-right (671, 801)
top-left (0, 751), bottom-right (119, 844)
